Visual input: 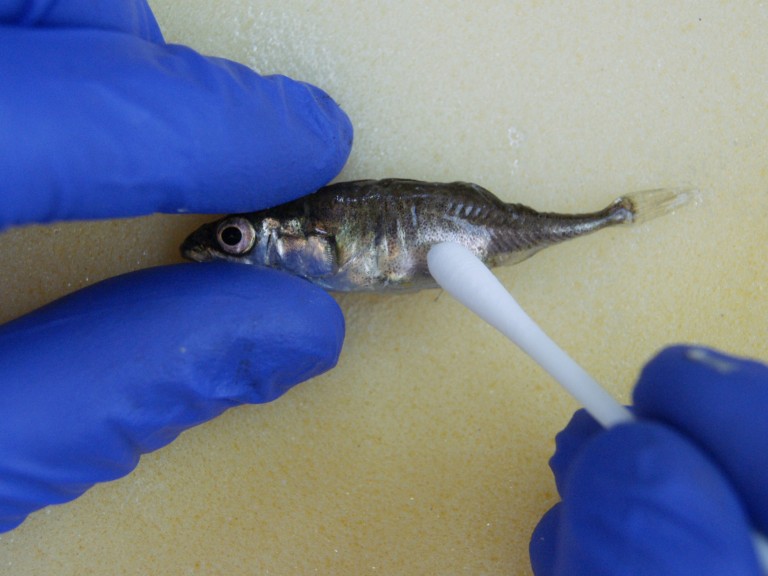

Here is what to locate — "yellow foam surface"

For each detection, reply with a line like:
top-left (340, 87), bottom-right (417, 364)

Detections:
top-left (1, 2), bottom-right (767, 574)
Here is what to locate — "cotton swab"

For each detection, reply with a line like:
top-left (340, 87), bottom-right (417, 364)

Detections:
top-left (426, 241), bottom-right (768, 572)
top-left (427, 242), bottom-right (633, 428)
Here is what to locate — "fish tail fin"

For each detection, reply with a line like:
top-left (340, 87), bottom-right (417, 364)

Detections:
top-left (608, 187), bottom-right (702, 225)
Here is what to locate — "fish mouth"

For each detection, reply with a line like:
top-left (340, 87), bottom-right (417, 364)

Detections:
top-left (180, 225), bottom-right (215, 262)
top-left (180, 244), bottom-right (213, 262)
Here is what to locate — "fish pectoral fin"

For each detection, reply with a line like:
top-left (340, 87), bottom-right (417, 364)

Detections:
top-left (306, 234), bottom-right (339, 277)
top-left (276, 234), bottom-right (339, 279)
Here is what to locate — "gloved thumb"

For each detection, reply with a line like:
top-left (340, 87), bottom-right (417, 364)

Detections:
top-left (0, 263), bottom-right (344, 531)
top-left (634, 345), bottom-right (768, 535)
top-left (530, 422), bottom-right (761, 576)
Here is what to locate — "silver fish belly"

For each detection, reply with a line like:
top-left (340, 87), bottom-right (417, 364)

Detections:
top-left (180, 179), bottom-right (693, 292)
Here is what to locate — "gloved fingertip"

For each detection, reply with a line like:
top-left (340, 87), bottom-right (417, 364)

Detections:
top-left (153, 53), bottom-right (354, 212)
top-left (549, 409), bottom-right (603, 495)
top-left (52, 262), bottom-right (346, 405)
top-left (1, 31), bottom-right (353, 226)
top-left (529, 503), bottom-right (561, 576)
top-left (272, 75), bottom-right (354, 172)
top-left (634, 345), bottom-right (768, 534)
top-left (634, 345), bottom-right (768, 413)
top-left (0, 263), bottom-right (344, 530)
top-left (558, 422), bottom-right (760, 575)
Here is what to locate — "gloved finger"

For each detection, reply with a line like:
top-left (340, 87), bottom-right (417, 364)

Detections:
top-left (2, 0), bottom-right (164, 42)
top-left (0, 263), bottom-right (344, 532)
top-left (0, 28), bottom-right (353, 229)
top-left (529, 503), bottom-right (561, 576)
top-left (548, 409), bottom-right (604, 496)
top-left (634, 345), bottom-right (768, 535)
top-left (549, 422), bottom-right (761, 576)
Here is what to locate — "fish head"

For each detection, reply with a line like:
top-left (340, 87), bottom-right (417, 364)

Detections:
top-left (180, 215), bottom-right (259, 263)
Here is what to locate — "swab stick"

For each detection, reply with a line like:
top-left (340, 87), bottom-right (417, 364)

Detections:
top-left (427, 241), bottom-right (632, 427)
top-left (427, 241), bottom-right (768, 572)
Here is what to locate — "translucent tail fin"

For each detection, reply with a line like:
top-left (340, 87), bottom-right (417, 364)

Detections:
top-left (611, 187), bottom-right (702, 225)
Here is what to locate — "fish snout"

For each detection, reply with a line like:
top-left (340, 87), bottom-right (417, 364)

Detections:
top-left (180, 225), bottom-right (217, 262)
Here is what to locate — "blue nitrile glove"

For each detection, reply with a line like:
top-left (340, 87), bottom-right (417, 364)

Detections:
top-left (0, 0), bottom-right (353, 532)
top-left (529, 346), bottom-right (768, 575)
top-left (0, 0), bottom-right (351, 226)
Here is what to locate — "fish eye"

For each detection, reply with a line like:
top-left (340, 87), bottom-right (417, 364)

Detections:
top-left (220, 226), bottom-right (242, 245)
top-left (216, 217), bottom-right (256, 255)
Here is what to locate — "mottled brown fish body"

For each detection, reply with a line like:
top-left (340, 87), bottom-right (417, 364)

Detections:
top-left (181, 179), bottom-right (683, 292)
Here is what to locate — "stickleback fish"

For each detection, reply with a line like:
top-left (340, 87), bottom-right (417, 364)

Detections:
top-left (181, 179), bottom-right (694, 292)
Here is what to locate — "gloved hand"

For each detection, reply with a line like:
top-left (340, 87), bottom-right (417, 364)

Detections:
top-left (0, 0), bottom-right (353, 532)
top-left (529, 346), bottom-right (768, 575)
